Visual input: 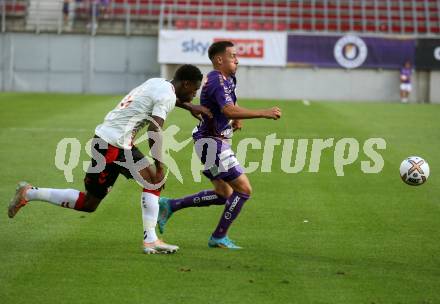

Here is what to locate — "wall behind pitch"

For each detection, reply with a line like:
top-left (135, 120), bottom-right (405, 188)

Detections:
top-left (1, 33), bottom-right (439, 102)
top-left (0, 33), bottom-right (160, 93)
top-left (161, 64), bottom-right (434, 103)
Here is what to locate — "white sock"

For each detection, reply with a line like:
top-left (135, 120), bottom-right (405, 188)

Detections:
top-left (25, 187), bottom-right (80, 209)
top-left (141, 192), bottom-right (159, 243)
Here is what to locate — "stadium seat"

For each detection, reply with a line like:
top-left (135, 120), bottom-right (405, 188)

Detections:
top-left (175, 19), bottom-right (186, 29)
top-left (263, 22), bottom-right (274, 31)
top-left (250, 22), bottom-right (262, 31)
top-left (238, 21), bottom-right (248, 30)
top-left (187, 19), bottom-right (197, 29)
top-left (65, 0), bottom-right (440, 35)
top-left (275, 22), bottom-right (287, 31)
top-left (211, 20), bottom-right (223, 29)
top-left (201, 20), bottom-right (212, 29)
top-left (5, 0), bottom-right (27, 17)
top-left (225, 21), bottom-right (236, 30)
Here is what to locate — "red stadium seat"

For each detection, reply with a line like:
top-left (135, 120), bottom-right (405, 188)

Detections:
top-left (328, 24), bottom-right (338, 31)
top-left (62, 0), bottom-right (436, 35)
top-left (201, 20), bottom-right (212, 29)
top-left (391, 25), bottom-right (402, 33)
top-left (275, 22), bottom-right (287, 31)
top-left (302, 23), bottom-right (312, 31)
top-left (404, 26), bottom-right (415, 33)
top-left (238, 21), bottom-right (249, 30)
top-left (417, 26), bottom-right (428, 33)
top-left (226, 21), bottom-right (236, 30)
top-left (289, 23), bottom-right (300, 31)
top-left (250, 22), bottom-right (262, 31)
top-left (212, 20), bottom-right (223, 29)
top-left (263, 22), bottom-right (274, 31)
top-left (175, 19), bottom-right (186, 29)
top-left (315, 23), bottom-right (325, 31)
top-left (379, 24), bottom-right (388, 32)
top-left (353, 24), bottom-right (363, 31)
top-left (187, 19), bottom-right (198, 29)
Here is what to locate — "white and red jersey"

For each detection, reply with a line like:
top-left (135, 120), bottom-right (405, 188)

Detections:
top-left (95, 78), bottom-right (176, 149)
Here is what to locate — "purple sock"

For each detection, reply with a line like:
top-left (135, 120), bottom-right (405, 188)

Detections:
top-left (169, 190), bottom-right (227, 212)
top-left (212, 191), bottom-right (250, 239)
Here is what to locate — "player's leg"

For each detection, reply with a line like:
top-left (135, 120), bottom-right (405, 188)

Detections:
top-left (121, 146), bottom-right (178, 254)
top-left (162, 181), bottom-right (230, 213)
top-left (400, 84), bottom-right (410, 103)
top-left (400, 83), bottom-right (406, 103)
top-left (7, 167), bottom-right (118, 218)
top-left (7, 182), bottom-right (92, 218)
top-left (8, 138), bottom-right (121, 218)
top-left (405, 85), bottom-right (411, 102)
top-left (157, 138), bottom-right (235, 233)
top-left (168, 185), bottom-right (230, 211)
top-left (208, 173), bottom-right (252, 249)
top-left (157, 180), bottom-right (232, 234)
top-left (25, 185), bottom-right (102, 212)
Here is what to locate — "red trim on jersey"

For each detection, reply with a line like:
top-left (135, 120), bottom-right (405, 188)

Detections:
top-left (105, 145), bottom-right (120, 164)
top-left (74, 192), bottom-right (86, 210)
top-left (142, 188), bottom-right (161, 197)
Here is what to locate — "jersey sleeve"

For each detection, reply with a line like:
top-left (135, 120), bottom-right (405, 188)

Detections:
top-left (212, 79), bottom-right (234, 109)
top-left (152, 94), bottom-right (176, 120)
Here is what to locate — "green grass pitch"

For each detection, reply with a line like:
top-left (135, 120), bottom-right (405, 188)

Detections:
top-left (0, 93), bottom-right (439, 304)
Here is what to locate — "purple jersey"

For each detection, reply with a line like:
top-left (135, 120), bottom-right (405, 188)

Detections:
top-left (400, 67), bottom-right (412, 84)
top-left (193, 70), bottom-right (237, 140)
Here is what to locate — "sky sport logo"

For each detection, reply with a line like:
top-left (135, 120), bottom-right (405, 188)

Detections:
top-left (214, 38), bottom-right (264, 58)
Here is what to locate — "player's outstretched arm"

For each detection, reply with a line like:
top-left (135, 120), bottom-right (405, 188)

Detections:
top-left (222, 104), bottom-right (282, 120)
top-left (176, 100), bottom-right (213, 121)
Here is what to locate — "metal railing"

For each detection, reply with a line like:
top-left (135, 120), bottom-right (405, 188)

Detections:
top-left (158, 0), bottom-right (440, 36)
top-left (0, 0), bottom-right (439, 36)
top-left (1, 0), bottom-right (27, 33)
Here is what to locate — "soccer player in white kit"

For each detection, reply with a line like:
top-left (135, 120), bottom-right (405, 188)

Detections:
top-left (7, 64), bottom-right (208, 254)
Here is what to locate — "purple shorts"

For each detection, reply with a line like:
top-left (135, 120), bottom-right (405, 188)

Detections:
top-left (194, 137), bottom-right (243, 182)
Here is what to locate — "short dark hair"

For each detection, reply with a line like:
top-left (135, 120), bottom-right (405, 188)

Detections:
top-left (174, 64), bottom-right (203, 82)
top-left (208, 41), bottom-right (234, 61)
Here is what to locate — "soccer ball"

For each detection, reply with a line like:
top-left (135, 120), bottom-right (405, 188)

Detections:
top-left (399, 156), bottom-right (430, 186)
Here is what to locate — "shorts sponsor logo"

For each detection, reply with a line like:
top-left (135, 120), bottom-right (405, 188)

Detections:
top-left (214, 38), bottom-right (264, 58)
top-left (334, 35), bottom-right (368, 69)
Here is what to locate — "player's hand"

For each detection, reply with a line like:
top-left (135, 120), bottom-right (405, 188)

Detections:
top-left (190, 105), bottom-right (213, 119)
top-left (232, 119), bottom-right (242, 131)
top-left (190, 111), bottom-right (203, 121)
top-left (263, 107), bottom-right (282, 120)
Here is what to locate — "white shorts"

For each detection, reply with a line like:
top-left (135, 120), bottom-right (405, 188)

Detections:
top-left (400, 83), bottom-right (412, 92)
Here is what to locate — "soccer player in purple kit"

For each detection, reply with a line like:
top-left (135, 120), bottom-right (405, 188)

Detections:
top-left (157, 41), bottom-right (282, 249)
top-left (400, 61), bottom-right (413, 103)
